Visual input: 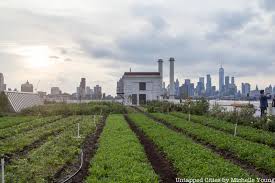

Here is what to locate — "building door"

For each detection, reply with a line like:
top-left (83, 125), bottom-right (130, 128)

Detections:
top-left (132, 94), bottom-right (137, 105)
top-left (139, 94), bottom-right (146, 105)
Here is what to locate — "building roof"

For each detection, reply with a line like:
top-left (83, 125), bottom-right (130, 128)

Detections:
top-left (4, 91), bottom-right (43, 112)
top-left (124, 72), bottom-right (160, 76)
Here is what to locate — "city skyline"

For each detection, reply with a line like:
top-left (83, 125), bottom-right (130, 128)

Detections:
top-left (1, 62), bottom-right (274, 98)
top-left (0, 0), bottom-right (275, 95)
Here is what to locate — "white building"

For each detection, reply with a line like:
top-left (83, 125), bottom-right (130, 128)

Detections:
top-left (4, 91), bottom-right (43, 112)
top-left (117, 58), bottom-right (176, 105)
top-left (117, 72), bottom-right (162, 105)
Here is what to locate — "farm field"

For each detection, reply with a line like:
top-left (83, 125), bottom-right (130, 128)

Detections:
top-left (171, 112), bottom-right (275, 147)
top-left (0, 103), bottom-right (274, 182)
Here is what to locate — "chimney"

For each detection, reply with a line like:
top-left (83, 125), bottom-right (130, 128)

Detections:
top-left (158, 59), bottom-right (163, 82)
top-left (169, 57), bottom-right (175, 99)
top-left (158, 59), bottom-right (164, 97)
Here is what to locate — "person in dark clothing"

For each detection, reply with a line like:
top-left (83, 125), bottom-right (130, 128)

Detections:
top-left (259, 90), bottom-right (268, 117)
top-left (272, 95), bottom-right (275, 107)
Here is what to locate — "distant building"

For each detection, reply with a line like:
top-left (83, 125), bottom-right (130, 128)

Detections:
top-left (37, 91), bottom-right (47, 100)
top-left (175, 79), bottom-right (180, 98)
top-left (117, 72), bottom-right (162, 105)
top-left (199, 77), bottom-right (205, 91)
top-left (241, 83), bottom-right (251, 97)
top-left (79, 78), bottom-right (86, 99)
top-left (273, 86), bottom-right (275, 95)
top-left (219, 66), bottom-right (224, 94)
top-left (4, 91), bottom-right (43, 112)
top-left (94, 85), bottom-right (102, 100)
top-left (265, 85), bottom-right (273, 95)
top-left (0, 73), bottom-right (6, 92)
top-left (231, 77), bottom-right (235, 85)
top-left (211, 86), bottom-right (216, 96)
top-left (51, 87), bottom-right (62, 95)
top-left (21, 81), bottom-right (34, 93)
top-left (196, 81), bottom-right (204, 97)
top-left (86, 86), bottom-right (93, 99)
top-left (180, 79), bottom-right (194, 98)
top-left (206, 74), bottom-right (212, 96)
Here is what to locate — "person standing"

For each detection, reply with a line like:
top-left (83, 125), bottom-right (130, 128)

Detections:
top-left (272, 95), bottom-right (275, 116)
top-left (260, 90), bottom-right (268, 117)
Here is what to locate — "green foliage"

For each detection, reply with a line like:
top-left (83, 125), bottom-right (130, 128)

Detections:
top-left (0, 116), bottom-right (61, 139)
top-left (208, 104), bottom-right (275, 132)
top-left (21, 102), bottom-right (126, 116)
top-left (86, 115), bottom-right (158, 183)
top-left (0, 91), bottom-right (10, 113)
top-left (171, 112), bottom-right (275, 147)
top-left (6, 116), bottom-right (99, 182)
top-left (0, 116), bottom-right (35, 129)
top-left (146, 98), bottom-right (209, 115)
top-left (128, 113), bottom-right (251, 179)
top-left (151, 113), bottom-right (275, 175)
top-left (0, 116), bottom-right (79, 156)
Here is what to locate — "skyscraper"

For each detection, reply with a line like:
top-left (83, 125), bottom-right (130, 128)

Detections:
top-left (219, 66), bottom-right (224, 94)
top-left (0, 73), bottom-right (6, 92)
top-left (175, 79), bottom-right (180, 98)
top-left (206, 74), bottom-right (212, 96)
top-left (225, 76), bottom-right (230, 95)
top-left (94, 85), bottom-right (102, 100)
top-left (231, 77), bottom-right (235, 85)
top-left (241, 83), bottom-right (251, 96)
top-left (199, 77), bottom-right (205, 91)
top-left (79, 78), bottom-right (86, 99)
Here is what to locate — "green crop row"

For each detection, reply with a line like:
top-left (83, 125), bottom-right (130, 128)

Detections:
top-left (0, 116), bottom-right (79, 156)
top-left (0, 116), bottom-right (62, 139)
top-left (128, 113), bottom-right (251, 179)
top-left (21, 102), bottom-right (126, 116)
top-left (0, 116), bottom-right (36, 129)
top-left (6, 116), bottom-right (100, 183)
top-left (151, 113), bottom-right (275, 176)
top-left (171, 112), bottom-right (275, 147)
top-left (86, 114), bottom-right (159, 183)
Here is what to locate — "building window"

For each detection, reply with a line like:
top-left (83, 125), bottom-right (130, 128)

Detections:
top-left (139, 82), bottom-right (146, 90)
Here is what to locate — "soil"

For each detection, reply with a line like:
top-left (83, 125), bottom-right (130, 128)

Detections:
top-left (124, 114), bottom-right (178, 183)
top-left (144, 112), bottom-right (274, 179)
top-left (54, 116), bottom-right (107, 183)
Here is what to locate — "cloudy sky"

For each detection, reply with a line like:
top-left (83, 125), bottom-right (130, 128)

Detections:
top-left (0, 0), bottom-right (274, 95)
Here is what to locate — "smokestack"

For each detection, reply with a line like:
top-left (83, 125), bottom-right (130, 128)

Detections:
top-left (158, 59), bottom-right (164, 97)
top-left (169, 57), bottom-right (175, 99)
top-left (158, 59), bottom-right (163, 82)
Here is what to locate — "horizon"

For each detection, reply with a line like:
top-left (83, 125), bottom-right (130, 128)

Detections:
top-left (1, 0), bottom-right (275, 95)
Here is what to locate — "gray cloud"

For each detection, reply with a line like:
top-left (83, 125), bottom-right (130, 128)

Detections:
top-left (207, 10), bottom-right (257, 41)
top-left (1, 0), bottom-right (275, 94)
top-left (260, 0), bottom-right (275, 12)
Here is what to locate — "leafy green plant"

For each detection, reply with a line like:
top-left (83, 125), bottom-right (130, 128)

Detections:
top-left (0, 116), bottom-right (36, 129)
top-left (0, 116), bottom-right (79, 156)
top-left (151, 113), bottom-right (275, 175)
top-left (128, 113), bottom-right (251, 179)
top-left (6, 116), bottom-right (100, 182)
top-left (21, 102), bottom-right (126, 116)
top-left (171, 112), bottom-right (275, 147)
top-left (86, 115), bottom-right (158, 183)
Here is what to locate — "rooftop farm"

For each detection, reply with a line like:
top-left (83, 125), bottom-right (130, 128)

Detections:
top-left (0, 101), bottom-right (274, 182)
